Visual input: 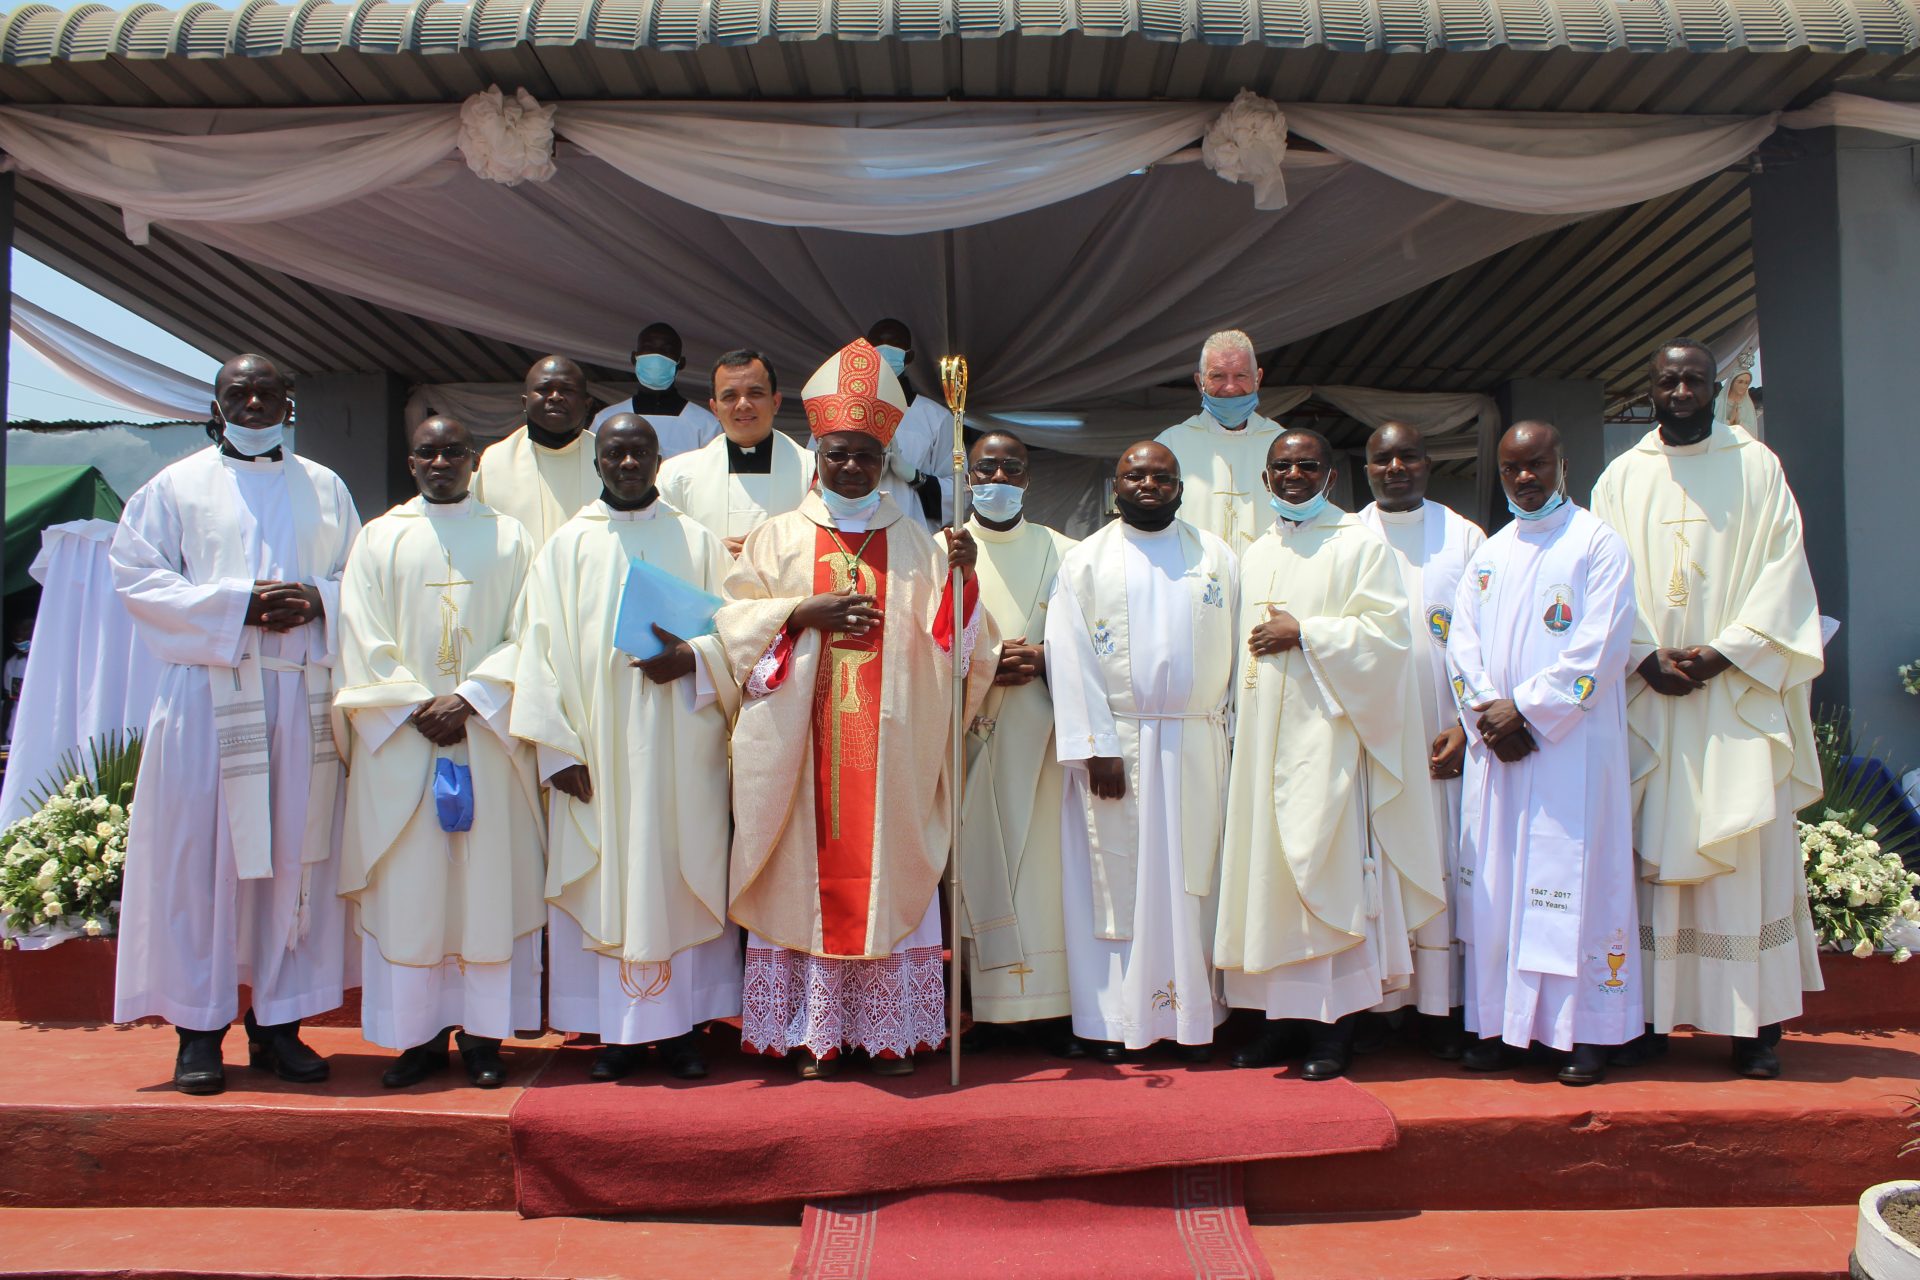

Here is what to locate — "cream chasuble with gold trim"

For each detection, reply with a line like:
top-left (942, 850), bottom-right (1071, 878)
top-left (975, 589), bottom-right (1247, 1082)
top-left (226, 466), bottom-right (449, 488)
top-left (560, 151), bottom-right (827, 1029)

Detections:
top-left (473, 426), bottom-right (599, 549)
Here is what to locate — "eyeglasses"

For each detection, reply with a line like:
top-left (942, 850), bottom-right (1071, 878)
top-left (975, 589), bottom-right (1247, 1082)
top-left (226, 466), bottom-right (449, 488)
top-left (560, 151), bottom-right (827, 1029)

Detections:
top-left (969, 459), bottom-right (1029, 480)
top-left (411, 445), bottom-right (473, 461)
top-left (821, 448), bottom-right (885, 467)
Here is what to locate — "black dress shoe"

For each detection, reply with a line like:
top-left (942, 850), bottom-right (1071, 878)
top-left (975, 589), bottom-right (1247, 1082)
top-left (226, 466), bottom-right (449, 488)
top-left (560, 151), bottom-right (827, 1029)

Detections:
top-left (455, 1032), bottom-right (507, 1088)
top-left (382, 1036), bottom-right (451, 1089)
top-left (659, 1033), bottom-right (710, 1080)
top-left (1557, 1042), bottom-right (1609, 1087)
top-left (589, 1043), bottom-right (646, 1082)
top-left (1090, 1040), bottom-right (1129, 1063)
top-left (173, 1026), bottom-right (227, 1096)
top-left (1301, 1015), bottom-right (1357, 1080)
top-left (1607, 1029), bottom-right (1669, 1068)
top-left (243, 1011), bottom-right (329, 1083)
top-left (1230, 1020), bottom-right (1304, 1069)
top-left (1461, 1035), bottom-right (1519, 1072)
top-left (1422, 1011), bottom-right (1468, 1062)
top-left (1049, 1033), bottom-right (1090, 1061)
top-left (1730, 1036), bottom-right (1782, 1079)
top-left (1351, 1012), bottom-right (1390, 1055)
top-left (1173, 1043), bottom-right (1211, 1064)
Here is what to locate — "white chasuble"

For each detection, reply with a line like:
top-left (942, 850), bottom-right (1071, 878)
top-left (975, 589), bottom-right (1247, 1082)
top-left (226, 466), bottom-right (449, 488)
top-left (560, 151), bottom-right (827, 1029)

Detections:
top-left (472, 426), bottom-right (599, 549)
top-left (109, 447), bottom-right (360, 1030)
top-left (591, 398), bottom-right (721, 459)
top-left (959, 516), bottom-right (1078, 1023)
top-left (719, 493), bottom-right (995, 1058)
top-left (1216, 507), bottom-right (1447, 1023)
top-left (1155, 412), bottom-right (1285, 555)
top-left (658, 431), bottom-right (817, 544)
top-left (1358, 500), bottom-right (1486, 1010)
top-left (512, 499), bottom-right (743, 1043)
top-left (1591, 421), bottom-right (1825, 1035)
top-left (1048, 519), bottom-right (1236, 1048)
top-left (1450, 503), bottom-right (1641, 1050)
top-left (335, 497), bottom-right (545, 1049)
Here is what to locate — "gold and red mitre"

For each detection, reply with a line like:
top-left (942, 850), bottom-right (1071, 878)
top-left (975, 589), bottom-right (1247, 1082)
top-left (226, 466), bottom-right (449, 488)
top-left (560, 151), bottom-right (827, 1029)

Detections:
top-left (802, 338), bottom-right (907, 445)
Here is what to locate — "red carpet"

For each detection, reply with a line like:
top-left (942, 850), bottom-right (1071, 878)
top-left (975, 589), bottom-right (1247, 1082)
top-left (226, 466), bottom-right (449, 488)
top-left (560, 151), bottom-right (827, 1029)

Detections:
top-left (509, 1032), bottom-right (1396, 1218)
top-left (791, 1165), bottom-right (1272, 1280)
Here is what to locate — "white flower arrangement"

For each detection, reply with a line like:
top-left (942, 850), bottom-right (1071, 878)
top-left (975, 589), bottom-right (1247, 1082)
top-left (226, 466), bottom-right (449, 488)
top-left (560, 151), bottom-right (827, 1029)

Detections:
top-left (0, 779), bottom-right (129, 944)
top-left (1800, 810), bottom-right (1920, 962)
top-left (1900, 660), bottom-right (1920, 697)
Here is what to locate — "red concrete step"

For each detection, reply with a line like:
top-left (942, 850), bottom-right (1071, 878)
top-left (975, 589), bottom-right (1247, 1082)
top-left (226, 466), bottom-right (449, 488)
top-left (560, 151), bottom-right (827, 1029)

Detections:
top-left (1251, 1205), bottom-right (1858, 1280)
top-left (0, 1021), bottom-right (1912, 1219)
top-left (0, 1207), bottom-right (800, 1279)
top-left (0, 1204), bottom-right (1858, 1279)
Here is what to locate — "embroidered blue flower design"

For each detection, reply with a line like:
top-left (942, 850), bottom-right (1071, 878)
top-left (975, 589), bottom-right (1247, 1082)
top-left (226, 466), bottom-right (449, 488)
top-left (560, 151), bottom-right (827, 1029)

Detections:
top-left (1201, 573), bottom-right (1225, 610)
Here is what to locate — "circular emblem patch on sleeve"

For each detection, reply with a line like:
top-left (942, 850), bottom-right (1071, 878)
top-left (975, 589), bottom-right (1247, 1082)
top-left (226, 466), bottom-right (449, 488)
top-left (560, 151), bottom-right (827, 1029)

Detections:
top-left (1426, 605), bottom-right (1452, 643)
top-left (1572, 674), bottom-right (1596, 702)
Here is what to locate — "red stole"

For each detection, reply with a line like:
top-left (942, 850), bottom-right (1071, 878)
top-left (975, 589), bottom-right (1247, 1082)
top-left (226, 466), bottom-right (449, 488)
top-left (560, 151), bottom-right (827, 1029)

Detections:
top-left (811, 525), bottom-right (888, 956)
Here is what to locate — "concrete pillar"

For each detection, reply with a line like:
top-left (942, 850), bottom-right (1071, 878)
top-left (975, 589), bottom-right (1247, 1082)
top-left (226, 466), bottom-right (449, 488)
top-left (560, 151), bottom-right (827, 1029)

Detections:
top-left (1751, 126), bottom-right (1920, 763)
top-left (1495, 376), bottom-right (1605, 530)
top-left (292, 372), bottom-right (408, 518)
top-left (1, 172), bottom-right (13, 608)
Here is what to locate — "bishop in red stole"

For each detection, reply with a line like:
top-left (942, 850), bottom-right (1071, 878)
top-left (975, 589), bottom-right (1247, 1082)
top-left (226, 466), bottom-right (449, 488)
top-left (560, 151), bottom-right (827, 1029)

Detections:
top-left (717, 339), bottom-right (997, 1078)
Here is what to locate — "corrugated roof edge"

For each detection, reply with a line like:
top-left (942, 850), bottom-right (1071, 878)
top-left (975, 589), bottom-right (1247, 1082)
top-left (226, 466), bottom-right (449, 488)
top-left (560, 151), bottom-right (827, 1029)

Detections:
top-left (2, 0), bottom-right (1915, 62)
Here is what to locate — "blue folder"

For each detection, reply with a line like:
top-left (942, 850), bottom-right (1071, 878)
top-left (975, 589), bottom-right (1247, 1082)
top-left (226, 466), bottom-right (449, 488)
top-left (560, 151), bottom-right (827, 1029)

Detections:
top-left (614, 557), bottom-right (722, 661)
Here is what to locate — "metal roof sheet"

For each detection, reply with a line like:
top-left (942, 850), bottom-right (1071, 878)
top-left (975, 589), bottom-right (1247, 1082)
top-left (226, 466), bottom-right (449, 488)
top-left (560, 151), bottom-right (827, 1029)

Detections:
top-left (3, 0), bottom-right (1919, 112)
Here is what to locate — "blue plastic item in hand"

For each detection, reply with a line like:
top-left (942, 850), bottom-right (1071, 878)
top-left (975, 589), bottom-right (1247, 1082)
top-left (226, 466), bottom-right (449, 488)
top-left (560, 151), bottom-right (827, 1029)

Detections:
top-left (434, 757), bottom-right (474, 833)
top-left (614, 557), bottom-right (722, 661)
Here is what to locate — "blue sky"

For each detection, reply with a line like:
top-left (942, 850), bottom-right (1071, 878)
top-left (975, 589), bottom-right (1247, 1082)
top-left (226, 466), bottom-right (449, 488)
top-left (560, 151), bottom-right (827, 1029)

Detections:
top-left (7, 250), bottom-right (219, 423)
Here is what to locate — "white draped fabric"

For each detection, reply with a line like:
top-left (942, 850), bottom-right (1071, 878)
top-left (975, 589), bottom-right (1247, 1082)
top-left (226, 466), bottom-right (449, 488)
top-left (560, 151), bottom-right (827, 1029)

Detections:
top-left (9, 295), bottom-right (213, 421)
top-left (0, 93), bottom-right (1874, 435)
top-left (0, 521), bottom-right (165, 829)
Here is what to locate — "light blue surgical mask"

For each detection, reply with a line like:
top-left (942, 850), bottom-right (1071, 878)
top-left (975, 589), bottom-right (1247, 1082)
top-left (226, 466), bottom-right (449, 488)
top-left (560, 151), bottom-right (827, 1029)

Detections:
top-left (819, 484), bottom-right (883, 523)
top-left (875, 344), bottom-right (908, 378)
top-left (1269, 489), bottom-right (1330, 524)
top-left (1506, 463), bottom-right (1569, 522)
top-left (633, 353), bottom-right (679, 391)
top-left (970, 482), bottom-right (1024, 523)
top-left (222, 421), bottom-right (285, 457)
top-left (1202, 390), bottom-right (1260, 429)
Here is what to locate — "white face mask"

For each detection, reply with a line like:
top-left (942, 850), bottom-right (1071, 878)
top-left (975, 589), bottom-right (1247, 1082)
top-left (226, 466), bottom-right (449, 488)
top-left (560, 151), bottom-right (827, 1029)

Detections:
top-left (215, 404), bottom-right (287, 457)
top-left (970, 482), bottom-right (1024, 523)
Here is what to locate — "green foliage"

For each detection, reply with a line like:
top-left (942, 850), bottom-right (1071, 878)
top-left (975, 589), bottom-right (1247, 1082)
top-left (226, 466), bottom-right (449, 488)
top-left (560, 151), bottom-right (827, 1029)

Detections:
top-left (26, 729), bottom-right (142, 813)
top-left (1800, 707), bottom-right (1919, 868)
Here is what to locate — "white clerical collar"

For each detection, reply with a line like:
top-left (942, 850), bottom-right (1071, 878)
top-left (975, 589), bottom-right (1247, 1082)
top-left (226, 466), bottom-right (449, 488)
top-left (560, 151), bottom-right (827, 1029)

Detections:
top-left (1515, 500), bottom-right (1576, 535)
top-left (1120, 519), bottom-right (1178, 539)
top-left (969, 517), bottom-right (1028, 544)
top-left (1376, 502), bottom-right (1427, 525)
top-left (421, 495), bottom-right (474, 519)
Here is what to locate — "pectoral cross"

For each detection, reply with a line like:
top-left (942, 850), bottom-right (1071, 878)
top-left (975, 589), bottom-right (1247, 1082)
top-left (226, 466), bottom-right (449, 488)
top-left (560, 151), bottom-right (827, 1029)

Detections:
top-left (1008, 962), bottom-right (1034, 994)
top-left (425, 552), bottom-right (474, 679)
top-left (1661, 506), bottom-right (1709, 609)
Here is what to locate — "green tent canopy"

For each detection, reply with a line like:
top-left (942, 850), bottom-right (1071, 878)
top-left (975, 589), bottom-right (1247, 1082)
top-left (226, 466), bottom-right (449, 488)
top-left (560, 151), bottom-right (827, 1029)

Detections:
top-left (5, 465), bottom-right (124, 597)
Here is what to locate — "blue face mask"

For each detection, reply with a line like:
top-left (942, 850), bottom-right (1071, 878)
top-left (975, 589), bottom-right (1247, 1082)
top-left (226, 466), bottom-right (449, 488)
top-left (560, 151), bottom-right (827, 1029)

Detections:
top-left (1202, 391), bottom-right (1260, 429)
top-left (1269, 489), bottom-right (1330, 524)
top-left (222, 421), bottom-right (285, 457)
top-left (633, 353), bottom-right (679, 391)
top-left (875, 344), bottom-right (908, 378)
top-left (970, 482), bottom-right (1024, 523)
top-left (819, 484), bottom-right (882, 523)
top-left (1506, 463), bottom-right (1569, 522)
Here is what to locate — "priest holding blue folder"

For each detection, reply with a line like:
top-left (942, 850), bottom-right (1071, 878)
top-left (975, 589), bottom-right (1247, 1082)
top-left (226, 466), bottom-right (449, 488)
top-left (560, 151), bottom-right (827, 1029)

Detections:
top-left (512, 414), bottom-right (742, 1082)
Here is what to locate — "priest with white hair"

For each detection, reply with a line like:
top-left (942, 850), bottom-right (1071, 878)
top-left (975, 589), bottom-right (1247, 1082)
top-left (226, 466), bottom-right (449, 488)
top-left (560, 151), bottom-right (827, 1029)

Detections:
top-left (1155, 329), bottom-right (1285, 555)
top-left (110, 354), bottom-right (360, 1095)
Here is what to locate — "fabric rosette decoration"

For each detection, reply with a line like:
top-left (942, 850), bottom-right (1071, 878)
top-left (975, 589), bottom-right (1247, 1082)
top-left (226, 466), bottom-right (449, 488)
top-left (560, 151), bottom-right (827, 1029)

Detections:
top-left (457, 85), bottom-right (558, 187)
top-left (1201, 89), bottom-right (1290, 210)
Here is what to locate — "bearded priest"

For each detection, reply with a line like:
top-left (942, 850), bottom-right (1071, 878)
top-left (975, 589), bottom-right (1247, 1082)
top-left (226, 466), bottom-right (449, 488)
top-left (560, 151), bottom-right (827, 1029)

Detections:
top-left (718, 338), bottom-right (995, 1080)
top-left (336, 415), bottom-right (544, 1090)
top-left (1047, 441), bottom-right (1237, 1062)
top-left (512, 415), bottom-right (741, 1082)
top-left (1216, 429), bottom-right (1446, 1081)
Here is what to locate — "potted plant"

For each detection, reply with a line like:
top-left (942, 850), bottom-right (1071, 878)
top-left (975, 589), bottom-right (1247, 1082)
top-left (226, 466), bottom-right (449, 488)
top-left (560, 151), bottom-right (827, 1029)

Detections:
top-left (0, 731), bottom-right (140, 949)
top-left (1853, 1102), bottom-right (1920, 1280)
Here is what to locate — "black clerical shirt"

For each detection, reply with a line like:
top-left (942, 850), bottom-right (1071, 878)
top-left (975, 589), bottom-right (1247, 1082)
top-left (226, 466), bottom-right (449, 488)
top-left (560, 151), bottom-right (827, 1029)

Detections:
top-left (727, 436), bottom-right (774, 474)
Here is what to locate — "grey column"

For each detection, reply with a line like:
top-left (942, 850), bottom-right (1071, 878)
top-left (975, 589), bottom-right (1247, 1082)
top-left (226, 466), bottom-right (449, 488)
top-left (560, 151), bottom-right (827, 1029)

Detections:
top-left (292, 372), bottom-right (409, 518)
top-left (1494, 376), bottom-right (1604, 529)
top-left (1751, 126), bottom-right (1920, 762)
